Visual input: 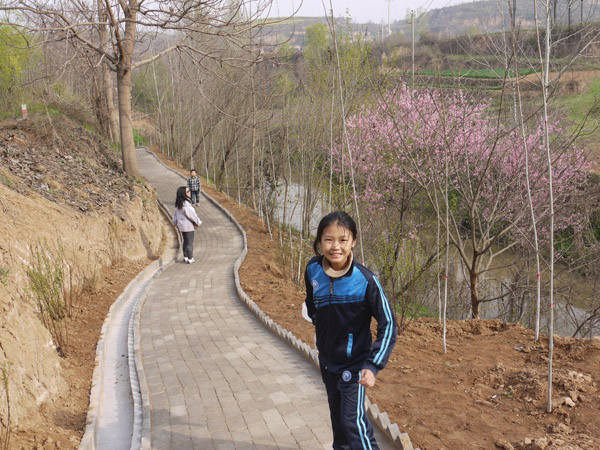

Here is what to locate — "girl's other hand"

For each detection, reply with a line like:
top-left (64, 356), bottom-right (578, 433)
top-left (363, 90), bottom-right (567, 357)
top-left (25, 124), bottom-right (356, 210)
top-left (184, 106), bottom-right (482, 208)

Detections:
top-left (359, 369), bottom-right (376, 388)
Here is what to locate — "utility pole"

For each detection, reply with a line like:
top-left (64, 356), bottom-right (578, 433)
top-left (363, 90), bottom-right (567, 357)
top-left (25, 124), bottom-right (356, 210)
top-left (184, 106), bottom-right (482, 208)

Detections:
top-left (386, 0), bottom-right (393, 36)
top-left (411, 9), bottom-right (415, 83)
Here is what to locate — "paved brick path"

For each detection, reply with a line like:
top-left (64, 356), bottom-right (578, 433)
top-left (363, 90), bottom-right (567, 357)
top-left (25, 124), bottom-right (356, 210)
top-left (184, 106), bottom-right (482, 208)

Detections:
top-left (135, 149), bottom-right (396, 450)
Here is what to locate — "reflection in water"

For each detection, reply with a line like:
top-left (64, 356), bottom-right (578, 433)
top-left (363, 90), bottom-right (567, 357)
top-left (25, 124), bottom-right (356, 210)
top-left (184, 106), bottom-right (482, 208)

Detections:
top-left (273, 182), bottom-right (326, 235)
top-left (478, 294), bottom-right (600, 338)
top-left (270, 182), bottom-right (599, 338)
top-left (459, 263), bottom-right (600, 338)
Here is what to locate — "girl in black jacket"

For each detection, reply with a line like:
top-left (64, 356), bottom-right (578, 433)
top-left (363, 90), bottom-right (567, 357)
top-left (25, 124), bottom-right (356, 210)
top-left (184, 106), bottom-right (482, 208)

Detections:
top-left (305, 211), bottom-right (397, 449)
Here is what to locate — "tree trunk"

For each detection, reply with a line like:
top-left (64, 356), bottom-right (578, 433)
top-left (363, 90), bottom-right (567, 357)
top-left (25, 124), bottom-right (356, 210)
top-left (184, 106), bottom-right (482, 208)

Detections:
top-left (469, 265), bottom-right (480, 319)
top-left (117, 67), bottom-right (139, 177)
top-left (104, 67), bottom-right (119, 142)
top-left (543, 2), bottom-right (555, 415)
top-left (250, 70), bottom-right (257, 211)
top-left (104, 68), bottom-right (119, 142)
top-left (97, 0), bottom-right (119, 142)
top-left (116, 11), bottom-right (140, 178)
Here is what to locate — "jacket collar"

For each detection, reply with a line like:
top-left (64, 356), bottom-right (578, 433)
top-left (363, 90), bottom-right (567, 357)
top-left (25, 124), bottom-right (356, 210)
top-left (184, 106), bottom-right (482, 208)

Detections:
top-left (322, 252), bottom-right (354, 278)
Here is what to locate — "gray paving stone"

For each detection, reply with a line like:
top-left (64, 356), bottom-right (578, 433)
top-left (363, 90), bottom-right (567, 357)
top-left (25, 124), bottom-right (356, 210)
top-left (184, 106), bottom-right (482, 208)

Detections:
top-left (247, 421), bottom-right (269, 440)
top-left (190, 426), bottom-right (211, 442)
top-left (215, 441), bottom-right (235, 450)
top-left (225, 414), bottom-right (247, 433)
top-left (265, 415), bottom-right (289, 438)
top-left (223, 404), bottom-right (242, 419)
top-left (269, 390), bottom-right (290, 405)
top-left (282, 411), bottom-right (305, 430)
top-left (171, 423), bottom-right (190, 438)
top-left (170, 404), bottom-right (187, 418)
top-left (275, 402), bottom-right (296, 417)
top-left (205, 416), bottom-right (227, 434)
top-left (230, 433), bottom-right (254, 449)
top-left (211, 429), bottom-right (233, 443)
top-left (171, 441), bottom-right (194, 450)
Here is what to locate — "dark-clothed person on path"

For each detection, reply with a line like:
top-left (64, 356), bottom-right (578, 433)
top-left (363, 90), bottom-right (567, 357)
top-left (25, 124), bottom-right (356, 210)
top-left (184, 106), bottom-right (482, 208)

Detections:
top-left (305, 211), bottom-right (397, 450)
top-left (187, 169), bottom-right (201, 205)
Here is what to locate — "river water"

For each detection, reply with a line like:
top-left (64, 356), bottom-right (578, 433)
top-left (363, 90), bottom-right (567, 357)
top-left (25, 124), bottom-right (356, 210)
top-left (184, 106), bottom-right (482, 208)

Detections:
top-left (432, 248), bottom-right (599, 338)
top-left (272, 182), bottom-right (599, 338)
top-left (273, 181), bottom-right (327, 235)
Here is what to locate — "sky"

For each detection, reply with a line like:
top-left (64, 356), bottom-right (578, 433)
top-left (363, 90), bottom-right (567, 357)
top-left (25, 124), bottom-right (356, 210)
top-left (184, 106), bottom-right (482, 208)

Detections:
top-left (269, 0), bottom-right (466, 23)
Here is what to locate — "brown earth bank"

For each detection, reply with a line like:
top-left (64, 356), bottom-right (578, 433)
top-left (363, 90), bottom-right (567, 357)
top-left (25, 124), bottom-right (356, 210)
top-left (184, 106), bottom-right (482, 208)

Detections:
top-left (0, 115), bottom-right (168, 449)
top-left (0, 114), bottom-right (599, 450)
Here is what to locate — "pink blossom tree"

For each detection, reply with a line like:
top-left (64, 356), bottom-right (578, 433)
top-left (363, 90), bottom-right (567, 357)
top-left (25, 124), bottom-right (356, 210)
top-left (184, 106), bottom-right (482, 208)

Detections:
top-left (333, 85), bottom-right (588, 319)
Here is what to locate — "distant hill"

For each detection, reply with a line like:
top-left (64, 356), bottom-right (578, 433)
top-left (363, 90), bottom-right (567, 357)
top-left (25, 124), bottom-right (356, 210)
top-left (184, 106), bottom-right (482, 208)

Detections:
top-left (397, 0), bottom-right (600, 37)
top-left (261, 0), bottom-right (600, 47)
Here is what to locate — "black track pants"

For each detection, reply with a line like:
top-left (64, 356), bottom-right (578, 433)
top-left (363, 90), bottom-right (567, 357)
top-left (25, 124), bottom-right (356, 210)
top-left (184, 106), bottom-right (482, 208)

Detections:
top-left (319, 366), bottom-right (379, 450)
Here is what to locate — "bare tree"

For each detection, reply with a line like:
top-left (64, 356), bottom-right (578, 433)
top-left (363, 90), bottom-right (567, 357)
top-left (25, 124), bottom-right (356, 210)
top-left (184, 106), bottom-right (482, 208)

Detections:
top-left (96, 0), bottom-right (119, 141)
top-left (1, 0), bottom-right (276, 176)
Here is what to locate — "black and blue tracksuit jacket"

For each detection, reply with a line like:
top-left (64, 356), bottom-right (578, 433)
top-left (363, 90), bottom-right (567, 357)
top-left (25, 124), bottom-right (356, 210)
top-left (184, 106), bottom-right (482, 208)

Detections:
top-left (304, 255), bottom-right (397, 375)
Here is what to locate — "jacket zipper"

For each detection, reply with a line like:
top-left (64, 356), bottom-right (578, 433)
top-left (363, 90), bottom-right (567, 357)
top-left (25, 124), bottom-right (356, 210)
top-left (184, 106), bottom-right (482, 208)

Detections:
top-left (325, 277), bottom-right (334, 370)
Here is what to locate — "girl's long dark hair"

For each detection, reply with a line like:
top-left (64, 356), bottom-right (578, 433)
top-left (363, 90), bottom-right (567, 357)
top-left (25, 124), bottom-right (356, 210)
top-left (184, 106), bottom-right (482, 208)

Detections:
top-left (313, 211), bottom-right (358, 255)
top-left (175, 186), bottom-right (189, 209)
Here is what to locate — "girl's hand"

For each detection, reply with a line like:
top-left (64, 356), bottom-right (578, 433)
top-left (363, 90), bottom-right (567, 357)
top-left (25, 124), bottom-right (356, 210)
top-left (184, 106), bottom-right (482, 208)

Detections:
top-left (359, 369), bottom-right (376, 388)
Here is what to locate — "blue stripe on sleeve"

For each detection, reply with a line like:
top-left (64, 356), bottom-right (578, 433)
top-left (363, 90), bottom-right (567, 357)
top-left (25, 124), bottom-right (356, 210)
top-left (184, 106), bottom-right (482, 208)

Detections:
top-left (373, 276), bottom-right (393, 366)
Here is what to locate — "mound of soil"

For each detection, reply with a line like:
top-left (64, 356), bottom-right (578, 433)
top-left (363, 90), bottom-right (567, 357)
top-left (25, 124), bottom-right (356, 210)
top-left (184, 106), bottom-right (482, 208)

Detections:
top-left (0, 118), bottom-right (134, 213)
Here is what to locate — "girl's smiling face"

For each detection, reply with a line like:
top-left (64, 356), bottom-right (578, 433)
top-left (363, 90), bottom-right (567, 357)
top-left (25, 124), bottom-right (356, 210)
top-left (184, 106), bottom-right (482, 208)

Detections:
top-left (321, 223), bottom-right (357, 271)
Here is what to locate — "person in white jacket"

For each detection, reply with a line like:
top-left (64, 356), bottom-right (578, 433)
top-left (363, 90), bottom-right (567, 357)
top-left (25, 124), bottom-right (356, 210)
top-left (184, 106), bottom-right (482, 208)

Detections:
top-left (172, 186), bottom-right (202, 263)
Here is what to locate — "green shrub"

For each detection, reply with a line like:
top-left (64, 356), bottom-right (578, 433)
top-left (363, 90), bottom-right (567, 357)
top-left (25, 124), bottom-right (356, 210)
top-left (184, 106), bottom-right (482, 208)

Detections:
top-left (26, 241), bottom-right (68, 355)
top-left (0, 172), bottom-right (14, 187)
top-left (0, 26), bottom-right (35, 115)
top-left (27, 103), bottom-right (62, 116)
top-left (0, 361), bottom-right (11, 450)
top-left (0, 268), bottom-right (9, 285)
top-left (562, 75), bottom-right (600, 120)
top-left (133, 129), bottom-right (147, 146)
top-left (417, 67), bottom-right (538, 79)
top-left (400, 302), bottom-right (437, 319)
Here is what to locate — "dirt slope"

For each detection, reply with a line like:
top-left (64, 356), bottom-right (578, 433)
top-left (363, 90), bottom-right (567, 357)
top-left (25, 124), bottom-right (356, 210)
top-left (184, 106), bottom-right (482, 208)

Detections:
top-left (0, 116), bottom-right (168, 449)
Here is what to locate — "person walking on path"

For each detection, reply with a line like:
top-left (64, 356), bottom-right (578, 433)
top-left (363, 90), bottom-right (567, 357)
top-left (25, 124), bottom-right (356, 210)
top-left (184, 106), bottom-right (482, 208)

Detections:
top-left (172, 186), bottom-right (202, 264)
top-left (304, 211), bottom-right (397, 450)
top-left (187, 169), bottom-right (201, 206)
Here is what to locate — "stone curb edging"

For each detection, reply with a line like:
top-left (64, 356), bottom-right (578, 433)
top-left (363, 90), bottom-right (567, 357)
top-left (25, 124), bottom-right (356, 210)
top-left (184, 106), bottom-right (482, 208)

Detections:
top-left (139, 148), bottom-right (417, 450)
top-left (79, 186), bottom-right (179, 450)
top-left (132, 198), bottom-right (180, 450)
top-left (203, 194), bottom-right (415, 450)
